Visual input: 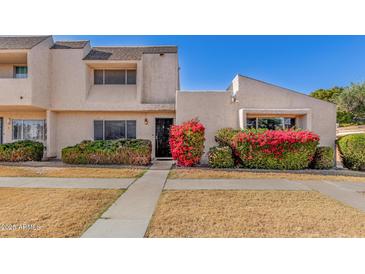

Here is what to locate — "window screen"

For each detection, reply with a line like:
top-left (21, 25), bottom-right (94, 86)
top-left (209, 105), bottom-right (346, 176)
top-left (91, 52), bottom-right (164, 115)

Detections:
top-left (14, 66), bottom-right (28, 79)
top-left (105, 120), bottom-right (125, 139)
top-left (23, 120), bottom-right (44, 140)
top-left (105, 70), bottom-right (125, 85)
top-left (126, 120), bottom-right (136, 139)
top-left (247, 117), bottom-right (296, 130)
top-left (94, 120), bottom-right (137, 140)
top-left (126, 70), bottom-right (137, 85)
top-left (12, 120), bottom-right (44, 140)
top-left (246, 118), bottom-right (257, 129)
top-left (94, 70), bottom-right (104, 85)
top-left (94, 120), bottom-right (104, 140)
top-left (12, 120), bottom-right (23, 140)
top-left (284, 118), bottom-right (296, 129)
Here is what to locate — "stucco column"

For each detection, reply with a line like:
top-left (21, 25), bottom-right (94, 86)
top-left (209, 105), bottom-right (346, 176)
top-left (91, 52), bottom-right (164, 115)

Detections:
top-left (238, 109), bottom-right (247, 129)
top-left (305, 110), bottom-right (312, 131)
top-left (46, 110), bottom-right (57, 158)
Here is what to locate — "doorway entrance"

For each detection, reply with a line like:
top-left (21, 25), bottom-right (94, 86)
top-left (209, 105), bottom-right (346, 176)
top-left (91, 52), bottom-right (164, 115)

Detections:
top-left (155, 118), bottom-right (173, 158)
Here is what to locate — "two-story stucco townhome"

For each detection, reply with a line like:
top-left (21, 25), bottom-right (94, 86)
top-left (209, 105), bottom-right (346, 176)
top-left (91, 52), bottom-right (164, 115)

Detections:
top-left (0, 36), bottom-right (336, 162)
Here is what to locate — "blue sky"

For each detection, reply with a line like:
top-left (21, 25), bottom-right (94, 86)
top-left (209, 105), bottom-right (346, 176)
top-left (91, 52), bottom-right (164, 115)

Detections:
top-left (55, 35), bottom-right (365, 94)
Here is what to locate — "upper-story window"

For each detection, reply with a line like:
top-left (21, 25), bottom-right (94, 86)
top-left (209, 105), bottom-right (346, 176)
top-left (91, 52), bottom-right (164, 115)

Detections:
top-left (14, 66), bottom-right (28, 79)
top-left (94, 69), bottom-right (136, 85)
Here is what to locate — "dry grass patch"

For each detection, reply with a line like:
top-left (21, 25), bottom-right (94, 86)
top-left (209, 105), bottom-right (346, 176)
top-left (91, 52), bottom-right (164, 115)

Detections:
top-left (0, 188), bottom-right (123, 237)
top-left (146, 190), bottom-right (365, 237)
top-left (0, 166), bottom-right (145, 178)
top-left (168, 168), bottom-right (365, 182)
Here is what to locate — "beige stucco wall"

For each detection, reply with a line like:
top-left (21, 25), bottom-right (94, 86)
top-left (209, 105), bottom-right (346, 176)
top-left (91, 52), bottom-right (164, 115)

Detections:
top-left (0, 111), bottom-right (46, 144)
top-left (51, 51), bottom-right (177, 111)
top-left (141, 53), bottom-right (178, 104)
top-left (0, 79), bottom-right (32, 106)
top-left (176, 75), bottom-right (337, 163)
top-left (176, 91), bottom-right (238, 161)
top-left (0, 64), bottom-right (15, 78)
top-left (28, 37), bottom-right (53, 108)
top-left (234, 75), bottom-right (337, 147)
top-left (0, 52), bottom-right (31, 106)
top-left (53, 111), bottom-right (175, 158)
top-left (50, 45), bottom-right (91, 110)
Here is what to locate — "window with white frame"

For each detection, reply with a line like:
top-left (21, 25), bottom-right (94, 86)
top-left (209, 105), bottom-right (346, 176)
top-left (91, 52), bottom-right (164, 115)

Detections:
top-left (12, 120), bottom-right (46, 141)
top-left (246, 117), bottom-right (296, 130)
top-left (94, 120), bottom-right (136, 140)
top-left (94, 69), bottom-right (137, 85)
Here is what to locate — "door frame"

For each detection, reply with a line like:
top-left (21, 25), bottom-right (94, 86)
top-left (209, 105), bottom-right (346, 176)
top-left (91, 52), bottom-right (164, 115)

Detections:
top-left (0, 117), bottom-right (4, 144)
top-left (155, 118), bottom-right (174, 158)
top-left (0, 117), bottom-right (3, 144)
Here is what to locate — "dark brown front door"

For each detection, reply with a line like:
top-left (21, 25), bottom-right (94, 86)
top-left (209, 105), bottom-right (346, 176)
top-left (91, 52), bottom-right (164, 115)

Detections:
top-left (155, 118), bottom-right (173, 158)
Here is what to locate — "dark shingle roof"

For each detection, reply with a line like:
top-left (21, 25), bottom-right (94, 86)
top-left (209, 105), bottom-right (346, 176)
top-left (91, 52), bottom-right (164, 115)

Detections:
top-left (83, 46), bottom-right (177, 60)
top-left (51, 41), bottom-right (89, 49)
top-left (0, 36), bottom-right (50, 49)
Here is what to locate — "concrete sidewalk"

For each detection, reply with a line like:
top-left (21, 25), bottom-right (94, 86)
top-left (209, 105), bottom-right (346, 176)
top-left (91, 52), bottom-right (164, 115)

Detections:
top-left (82, 160), bottom-right (172, 238)
top-left (0, 177), bottom-right (134, 189)
top-left (165, 178), bottom-right (310, 190)
top-left (303, 181), bottom-right (365, 212)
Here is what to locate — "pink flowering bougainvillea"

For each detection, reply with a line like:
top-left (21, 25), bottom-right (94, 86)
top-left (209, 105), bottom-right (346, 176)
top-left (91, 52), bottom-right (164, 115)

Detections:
top-left (169, 119), bottom-right (205, 167)
top-left (231, 129), bottom-right (320, 170)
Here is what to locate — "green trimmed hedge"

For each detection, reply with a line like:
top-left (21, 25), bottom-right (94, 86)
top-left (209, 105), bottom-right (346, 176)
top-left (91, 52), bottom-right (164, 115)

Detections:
top-left (0, 140), bottom-right (44, 162)
top-left (208, 146), bottom-right (235, 168)
top-left (62, 139), bottom-right (152, 165)
top-left (338, 134), bottom-right (365, 170)
top-left (215, 128), bottom-right (239, 147)
top-left (232, 130), bottom-right (319, 170)
top-left (310, 146), bottom-right (334, 169)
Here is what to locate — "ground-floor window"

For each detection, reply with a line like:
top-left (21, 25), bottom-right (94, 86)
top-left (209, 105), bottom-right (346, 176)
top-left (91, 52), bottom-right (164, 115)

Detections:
top-left (94, 120), bottom-right (136, 140)
top-left (12, 119), bottom-right (46, 141)
top-left (246, 117), bottom-right (296, 130)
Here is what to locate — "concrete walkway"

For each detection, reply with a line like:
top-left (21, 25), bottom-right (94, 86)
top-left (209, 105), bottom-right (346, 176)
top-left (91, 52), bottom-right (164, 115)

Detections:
top-left (165, 178), bottom-right (310, 190)
top-left (82, 160), bottom-right (172, 238)
top-left (0, 177), bottom-right (134, 189)
top-left (303, 181), bottom-right (365, 212)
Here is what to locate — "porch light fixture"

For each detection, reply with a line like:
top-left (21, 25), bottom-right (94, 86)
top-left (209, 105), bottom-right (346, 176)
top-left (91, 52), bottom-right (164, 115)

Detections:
top-left (144, 118), bottom-right (148, 125)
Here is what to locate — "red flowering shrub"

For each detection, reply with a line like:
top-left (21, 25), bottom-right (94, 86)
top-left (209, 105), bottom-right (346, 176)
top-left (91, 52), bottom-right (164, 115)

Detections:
top-left (232, 129), bottom-right (319, 169)
top-left (169, 119), bottom-right (205, 166)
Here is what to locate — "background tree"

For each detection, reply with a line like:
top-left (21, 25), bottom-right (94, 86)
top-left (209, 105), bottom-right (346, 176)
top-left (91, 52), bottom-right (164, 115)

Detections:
top-left (337, 83), bottom-right (365, 121)
top-left (309, 86), bottom-right (344, 103)
top-left (310, 86), bottom-right (352, 124)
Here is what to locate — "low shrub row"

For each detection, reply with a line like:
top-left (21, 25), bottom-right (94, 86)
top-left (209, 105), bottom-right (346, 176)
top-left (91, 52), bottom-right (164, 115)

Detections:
top-left (61, 139), bottom-right (152, 165)
top-left (207, 128), bottom-right (335, 170)
top-left (338, 134), bottom-right (365, 171)
top-left (232, 129), bottom-right (320, 170)
top-left (215, 128), bottom-right (239, 147)
top-left (0, 140), bottom-right (44, 162)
